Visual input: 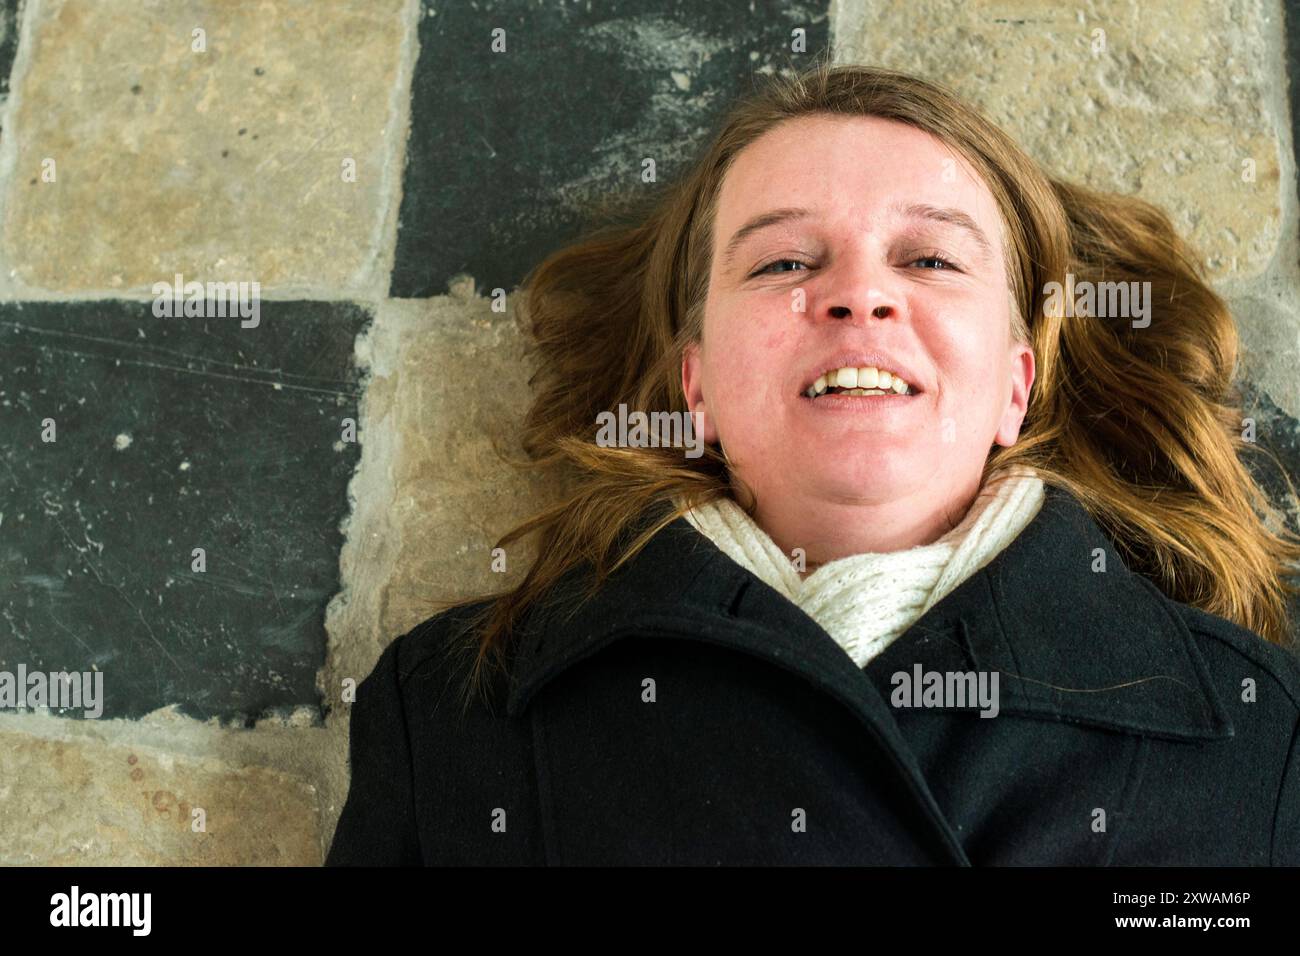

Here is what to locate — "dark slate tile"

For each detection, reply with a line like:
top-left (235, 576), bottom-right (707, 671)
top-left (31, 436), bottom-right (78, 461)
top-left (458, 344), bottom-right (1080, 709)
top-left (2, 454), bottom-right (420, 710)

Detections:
top-left (0, 300), bottom-right (369, 722)
top-left (1240, 378), bottom-right (1300, 529)
top-left (0, 0), bottom-right (20, 101)
top-left (0, 0), bottom-right (23, 141)
top-left (390, 0), bottom-right (831, 298)
top-left (1238, 377), bottom-right (1300, 644)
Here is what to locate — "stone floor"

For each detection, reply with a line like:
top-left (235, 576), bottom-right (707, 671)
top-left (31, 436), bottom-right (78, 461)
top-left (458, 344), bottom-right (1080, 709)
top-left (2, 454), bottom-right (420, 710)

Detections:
top-left (0, 0), bottom-right (1295, 864)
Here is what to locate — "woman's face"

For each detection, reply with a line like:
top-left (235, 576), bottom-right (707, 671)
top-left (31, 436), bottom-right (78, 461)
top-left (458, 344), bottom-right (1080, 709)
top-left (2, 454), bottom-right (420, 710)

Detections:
top-left (683, 114), bottom-right (1034, 526)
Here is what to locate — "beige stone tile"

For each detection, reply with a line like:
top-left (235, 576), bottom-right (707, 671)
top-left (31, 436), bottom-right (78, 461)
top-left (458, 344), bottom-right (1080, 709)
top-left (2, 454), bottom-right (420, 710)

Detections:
top-left (327, 292), bottom-right (565, 699)
top-left (0, 729), bottom-right (320, 864)
top-left (832, 0), bottom-right (1282, 279)
top-left (2, 0), bottom-right (408, 293)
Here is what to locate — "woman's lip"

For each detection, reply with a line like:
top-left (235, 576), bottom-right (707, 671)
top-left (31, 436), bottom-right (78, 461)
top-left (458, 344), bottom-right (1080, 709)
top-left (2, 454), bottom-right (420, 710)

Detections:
top-left (797, 392), bottom-right (922, 409)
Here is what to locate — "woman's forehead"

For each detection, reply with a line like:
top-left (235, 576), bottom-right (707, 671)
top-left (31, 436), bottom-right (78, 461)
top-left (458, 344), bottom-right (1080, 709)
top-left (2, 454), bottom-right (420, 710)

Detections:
top-left (713, 114), bottom-right (1006, 250)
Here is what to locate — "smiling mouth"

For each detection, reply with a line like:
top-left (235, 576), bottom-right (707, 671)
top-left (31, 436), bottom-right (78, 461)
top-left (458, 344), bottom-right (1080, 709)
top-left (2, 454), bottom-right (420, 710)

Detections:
top-left (802, 365), bottom-right (917, 398)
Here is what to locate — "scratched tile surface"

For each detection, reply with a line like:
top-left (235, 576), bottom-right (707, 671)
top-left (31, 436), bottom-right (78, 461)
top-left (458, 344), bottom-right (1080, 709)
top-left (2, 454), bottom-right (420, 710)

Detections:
top-left (389, 0), bottom-right (831, 298)
top-left (0, 300), bottom-right (368, 721)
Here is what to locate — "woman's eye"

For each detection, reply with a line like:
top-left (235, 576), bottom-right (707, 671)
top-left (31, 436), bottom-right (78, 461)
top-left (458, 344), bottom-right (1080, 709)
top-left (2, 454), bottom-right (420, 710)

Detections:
top-left (912, 253), bottom-right (959, 271)
top-left (750, 254), bottom-right (960, 277)
top-left (751, 258), bottom-right (809, 276)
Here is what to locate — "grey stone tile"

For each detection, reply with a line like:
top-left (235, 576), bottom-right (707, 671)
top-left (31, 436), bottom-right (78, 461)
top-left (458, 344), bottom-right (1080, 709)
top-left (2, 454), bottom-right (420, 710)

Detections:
top-left (0, 300), bottom-right (369, 721)
top-left (391, 0), bottom-right (831, 298)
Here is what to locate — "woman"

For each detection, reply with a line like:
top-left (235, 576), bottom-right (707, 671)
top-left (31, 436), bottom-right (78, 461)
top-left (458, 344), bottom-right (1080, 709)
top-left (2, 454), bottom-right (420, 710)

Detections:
top-left (327, 63), bottom-right (1300, 866)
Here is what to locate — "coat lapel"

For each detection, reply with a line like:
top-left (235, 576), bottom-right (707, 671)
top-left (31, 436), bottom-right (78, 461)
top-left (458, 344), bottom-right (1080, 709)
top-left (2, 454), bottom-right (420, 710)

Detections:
top-left (865, 483), bottom-right (1234, 743)
top-left (505, 482), bottom-right (1234, 865)
top-left (505, 505), bottom-right (971, 864)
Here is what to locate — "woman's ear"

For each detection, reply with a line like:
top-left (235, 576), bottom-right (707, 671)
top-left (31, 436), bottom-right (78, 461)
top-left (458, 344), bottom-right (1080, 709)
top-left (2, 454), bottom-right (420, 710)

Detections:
top-left (681, 342), bottom-right (719, 444)
top-left (993, 342), bottom-right (1035, 447)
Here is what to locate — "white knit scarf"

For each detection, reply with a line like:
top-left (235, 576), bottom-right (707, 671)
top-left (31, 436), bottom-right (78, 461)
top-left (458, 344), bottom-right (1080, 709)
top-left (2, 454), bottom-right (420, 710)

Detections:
top-left (680, 464), bottom-right (1045, 668)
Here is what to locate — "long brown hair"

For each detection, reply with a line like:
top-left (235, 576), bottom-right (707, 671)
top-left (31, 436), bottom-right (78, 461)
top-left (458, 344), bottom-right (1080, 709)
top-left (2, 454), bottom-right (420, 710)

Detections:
top-left (433, 60), bottom-right (1300, 713)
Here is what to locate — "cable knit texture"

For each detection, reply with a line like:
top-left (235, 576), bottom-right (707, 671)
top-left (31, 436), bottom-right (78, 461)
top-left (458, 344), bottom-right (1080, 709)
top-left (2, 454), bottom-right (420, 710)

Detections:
top-left (680, 464), bottom-right (1045, 668)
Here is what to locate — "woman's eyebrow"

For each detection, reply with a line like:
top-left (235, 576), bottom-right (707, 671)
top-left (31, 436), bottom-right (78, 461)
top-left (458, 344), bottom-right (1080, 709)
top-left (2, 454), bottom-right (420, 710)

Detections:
top-left (719, 201), bottom-right (995, 271)
top-left (720, 207), bottom-right (811, 271)
top-left (889, 201), bottom-right (994, 260)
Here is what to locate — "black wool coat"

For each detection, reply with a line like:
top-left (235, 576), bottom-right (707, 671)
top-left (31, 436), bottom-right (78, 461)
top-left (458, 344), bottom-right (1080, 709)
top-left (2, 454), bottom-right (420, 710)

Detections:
top-left (326, 483), bottom-right (1300, 866)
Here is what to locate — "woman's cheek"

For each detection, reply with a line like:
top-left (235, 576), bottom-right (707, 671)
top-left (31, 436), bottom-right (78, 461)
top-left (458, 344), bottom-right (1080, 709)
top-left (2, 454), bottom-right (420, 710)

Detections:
top-left (711, 375), bottom-right (749, 443)
top-left (759, 319), bottom-right (794, 354)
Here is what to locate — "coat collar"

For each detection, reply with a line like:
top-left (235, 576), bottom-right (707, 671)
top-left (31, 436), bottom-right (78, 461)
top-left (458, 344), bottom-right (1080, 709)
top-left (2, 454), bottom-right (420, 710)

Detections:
top-left (504, 482), bottom-right (1234, 862)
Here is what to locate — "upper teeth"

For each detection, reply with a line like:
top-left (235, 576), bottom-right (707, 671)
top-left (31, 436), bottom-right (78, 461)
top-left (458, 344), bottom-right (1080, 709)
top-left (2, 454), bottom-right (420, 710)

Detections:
top-left (805, 366), bottom-right (913, 398)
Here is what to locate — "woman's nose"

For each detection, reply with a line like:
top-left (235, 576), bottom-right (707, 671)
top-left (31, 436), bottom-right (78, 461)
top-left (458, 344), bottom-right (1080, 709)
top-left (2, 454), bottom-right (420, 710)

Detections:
top-left (829, 303), bottom-right (894, 320)
top-left (820, 246), bottom-right (904, 323)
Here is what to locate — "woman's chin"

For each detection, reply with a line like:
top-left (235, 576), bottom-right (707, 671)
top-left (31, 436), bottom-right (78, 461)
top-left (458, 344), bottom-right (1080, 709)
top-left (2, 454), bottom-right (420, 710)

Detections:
top-left (764, 457), bottom-right (929, 504)
top-left (782, 429), bottom-right (926, 471)
top-left (819, 472), bottom-right (921, 503)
